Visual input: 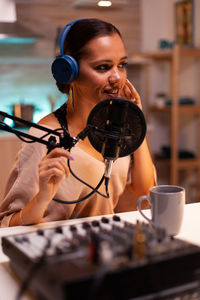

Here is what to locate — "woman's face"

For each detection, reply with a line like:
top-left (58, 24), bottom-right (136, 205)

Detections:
top-left (73, 33), bottom-right (128, 105)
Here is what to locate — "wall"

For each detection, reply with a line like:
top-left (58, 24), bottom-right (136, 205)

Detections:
top-left (141, 0), bottom-right (200, 52)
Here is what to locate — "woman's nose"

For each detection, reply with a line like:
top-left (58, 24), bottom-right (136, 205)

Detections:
top-left (108, 69), bottom-right (121, 84)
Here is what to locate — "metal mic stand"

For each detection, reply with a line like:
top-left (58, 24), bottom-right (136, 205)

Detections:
top-left (0, 110), bottom-right (78, 152)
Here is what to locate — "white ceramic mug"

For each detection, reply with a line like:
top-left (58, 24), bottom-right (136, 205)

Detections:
top-left (137, 185), bottom-right (185, 236)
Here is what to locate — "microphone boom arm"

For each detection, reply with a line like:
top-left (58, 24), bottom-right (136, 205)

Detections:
top-left (0, 110), bottom-right (80, 152)
top-left (0, 111), bottom-right (97, 153)
top-left (0, 111), bottom-right (61, 136)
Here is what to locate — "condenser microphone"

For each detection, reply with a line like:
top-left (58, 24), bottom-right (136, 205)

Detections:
top-left (86, 97), bottom-right (146, 179)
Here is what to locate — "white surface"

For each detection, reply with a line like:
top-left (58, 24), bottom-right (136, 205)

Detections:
top-left (0, 0), bottom-right (16, 22)
top-left (0, 263), bottom-right (33, 300)
top-left (0, 202), bottom-right (200, 300)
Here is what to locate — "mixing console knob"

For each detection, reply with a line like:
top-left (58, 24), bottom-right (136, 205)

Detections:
top-left (70, 225), bottom-right (77, 232)
top-left (101, 217), bottom-right (109, 223)
top-left (100, 217), bottom-right (112, 231)
top-left (37, 229), bottom-right (44, 235)
top-left (91, 220), bottom-right (100, 227)
top-left (55, 226), bottom-right (63, 234)
top-left (112, 215), bottom-right (121, 222)
top-left (82, 222), bottom-right (91, 230)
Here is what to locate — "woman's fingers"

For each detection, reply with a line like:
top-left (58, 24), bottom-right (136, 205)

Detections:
top-left (46, 147), bottom-right (74, 160)
top-left (40, 156), bottom-right (68, 171)
top-left (39, 165), bottom-right (64, 181)
top-left (39, 148), bottom-right (74, 184)
top-left (121, 79), bottom-right (142, 110)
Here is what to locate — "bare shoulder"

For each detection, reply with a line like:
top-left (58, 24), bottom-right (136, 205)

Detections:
top-left (38, 112), bottom-right (60, 129)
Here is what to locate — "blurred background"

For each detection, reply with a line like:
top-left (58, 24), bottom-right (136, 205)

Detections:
top-left (0, 0), bottom-right (200, 203)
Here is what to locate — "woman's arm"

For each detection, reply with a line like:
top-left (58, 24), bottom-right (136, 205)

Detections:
top-left (9, 148), bottom-right (74, 226)
top-left (127, 138), bottom-right (156, 197)
top-left (121, 79), bottom-right (156, 197)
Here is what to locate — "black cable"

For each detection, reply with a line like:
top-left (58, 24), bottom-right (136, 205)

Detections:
top-left (53, 173), bottom-right (108, 204)
top-left (0, 122), bottom-right (33, 142)
top-left (67, 159), bottom-right (110, 198)
top-left (15, 239), bottom-right (51, 300)
top-left (16, 259), bottom-right (44, 300)
top-left (35, 127), bottom-right (64, 140)
top-left (104, 177), bottom-right (109, 196)
top-left (0, 122), bottom-right (63, 144)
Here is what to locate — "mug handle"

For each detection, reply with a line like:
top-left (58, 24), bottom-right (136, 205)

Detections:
top-left (137, 195), bottom-right (152, 224)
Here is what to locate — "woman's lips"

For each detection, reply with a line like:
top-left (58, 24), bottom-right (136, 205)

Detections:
top-left (106, 93), bottom-right (119, 98)
top-left (104, 90), bottom-right (119, 98)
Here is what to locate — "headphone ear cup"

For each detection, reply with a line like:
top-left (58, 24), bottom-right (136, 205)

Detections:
top-left (51, 55), bottom-right (79, 84)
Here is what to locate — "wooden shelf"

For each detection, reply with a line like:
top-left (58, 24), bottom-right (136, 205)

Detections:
top-left (179, 48), bottom-right (200, 58)
top-left (128, 57), bottom-right (150, 65)
top-left (178, 159), bottom-right (200, 169)
top-left (149, 105), bottom-right (200, 114)
top-left (136, 47), bottom-right (200, 61)
top-left (154, 156), bottom-right (200, 170)
top-left (141, 51), bottom-right (172, 60)
top-left (142, 45), bottom-right (200, 185)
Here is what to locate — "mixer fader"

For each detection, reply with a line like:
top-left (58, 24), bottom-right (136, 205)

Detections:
top-left (2, 215), bottom-right (200, 299)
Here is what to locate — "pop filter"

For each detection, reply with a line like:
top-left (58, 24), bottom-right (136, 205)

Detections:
top-left (87, 97), bottom-right (146, 161)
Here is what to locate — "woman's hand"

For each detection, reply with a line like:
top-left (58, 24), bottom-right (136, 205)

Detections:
top-left (38, 148), bottom-right (74, 202)
top-left (10, 148), bottom-right (74, 226)
top-left (121, 79), bottom-right (142, 110)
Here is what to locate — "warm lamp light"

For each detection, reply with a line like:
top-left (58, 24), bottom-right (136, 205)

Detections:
top-left (97, 1), bottom-right (112, 7)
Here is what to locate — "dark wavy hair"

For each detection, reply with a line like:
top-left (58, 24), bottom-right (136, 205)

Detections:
top-left (56, 18), bottom-right (122, 94)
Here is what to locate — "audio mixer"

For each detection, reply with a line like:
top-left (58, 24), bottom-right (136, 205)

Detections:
top-left (2, 215), bottom-right (200, 300)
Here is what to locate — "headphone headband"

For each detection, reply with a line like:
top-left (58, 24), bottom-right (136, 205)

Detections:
top-left (57, 19), bottom-right (86, 56)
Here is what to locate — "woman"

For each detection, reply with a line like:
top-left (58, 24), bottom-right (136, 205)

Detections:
top-left (0, 18), bottom-right (156, 227)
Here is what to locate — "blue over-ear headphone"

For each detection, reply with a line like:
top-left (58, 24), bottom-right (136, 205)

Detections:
top-left (51, 19), bottom-right (86, 84)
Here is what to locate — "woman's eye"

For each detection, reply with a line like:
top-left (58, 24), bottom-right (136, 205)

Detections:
top-left (95, 62), bottom-right (127, 71)
top-left (95, 64), bottom-right (111, 71)
top-left (119, 62), bottom-right (128, 69)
